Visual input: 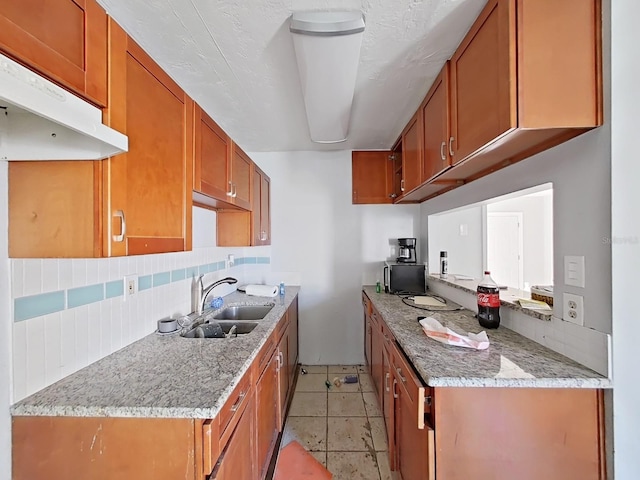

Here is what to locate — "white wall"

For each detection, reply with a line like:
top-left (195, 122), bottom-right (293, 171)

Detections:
top-left (428, 205), bottom-right (483, 277)
top-left (250, 150), bottom-right (420, 365)
top-left (611, 0), bottom-right (640, 477)
top-left (1, 163), bottom-right (12, 480)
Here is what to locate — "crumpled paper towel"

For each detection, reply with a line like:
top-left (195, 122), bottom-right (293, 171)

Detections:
top-left (419, 317), bottom-right (490, 350)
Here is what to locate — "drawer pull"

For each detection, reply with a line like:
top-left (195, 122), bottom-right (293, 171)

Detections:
top-left (230, 391), bottom-right (246, 412)
top-left (392, 379), bottom-right (399, 399)
top-left (385, 372), bottom-right (390, 392)
top-left (396, 367), bottom-right (407, 383)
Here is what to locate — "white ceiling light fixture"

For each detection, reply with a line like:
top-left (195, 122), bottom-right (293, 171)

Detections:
top-left (290, 11), bottom-right (365, 144)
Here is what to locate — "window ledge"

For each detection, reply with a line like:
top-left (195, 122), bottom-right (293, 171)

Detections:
top-left (427, 274), bottom-right (553, 322)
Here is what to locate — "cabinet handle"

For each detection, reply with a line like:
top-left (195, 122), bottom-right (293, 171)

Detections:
top-left (232, 183), bottom-right (237, 198)
top-left (400, 179), bottom-right (405, 192)
top-left (440, 141), bottom-right (446, 161)
top-left (353, 190), bottom-right (357, 202)
top-left (392, 378), bottom-right (399, 399)
top-left (396, 367), bottom-right (407, 384)
top-left (227, 181), bottom-right (233, 197)
top-left (448, 136), bottom-right (455, 157)
top-left (230, 391), bottom-right (246, 412)
top-left (385, 372), bottom-right (390, 392)
top-left (112, 210), bottom-right (126, 242)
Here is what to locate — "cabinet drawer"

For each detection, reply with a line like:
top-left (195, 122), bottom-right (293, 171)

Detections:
top-left (393, 344), bottom-right (432, 429)
top-left (276, 312), bottom-right (290, 341)
top-left (380, 318), bottom-right (394, 346)
top-left (370, 306), bottom-right (381, 328)
top-left (218, 371), bottom-right (251, 446)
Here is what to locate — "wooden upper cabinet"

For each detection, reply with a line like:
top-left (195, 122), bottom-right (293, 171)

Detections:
top-left (442, 0), bottom-right (602, 182)
top-left (255, 166), bottom-right (271, 245)
top-left (351, 151), bottom-right (393, 204)
top-left (422, 63), bottom-right (451, 181)
top-left (104, 19), bottom-right (193, 256)
top-left (449, 0), bottom-right (515, 165)
top-left (194, 105), bottom-right (231, 202)
top-left (400, 112), bottom-right (423, 196)
top-left (230, 144), bottom-right (252, 211)
top-left (0, 0), bottom-right (108, 106)
top-left (8, 17), bottom-right (193, 258)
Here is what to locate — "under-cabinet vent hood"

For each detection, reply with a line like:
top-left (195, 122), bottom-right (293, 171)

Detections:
top-left (0, 53), bottom-right (128, 161)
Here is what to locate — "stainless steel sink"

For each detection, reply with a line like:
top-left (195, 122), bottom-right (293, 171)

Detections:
top-left (181, 320), bottom-right (259, 338)
top-left (212, 305), bottom-right (274, 321)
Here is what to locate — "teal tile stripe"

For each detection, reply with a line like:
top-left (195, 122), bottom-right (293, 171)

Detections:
top-left (14, 291), bottom-right (65, 322)
top-left (153, 272), bottom-right (171, 287)
top-left (106, 280), bottom-right (124, 299)
top-left (12, 256), bottom-right (270, 321)
top-left (68, 284), bottom-right (104, 309)
top-left (139, 275), bottom-right (152, 291)
top-left (171, 269), bottom-right (186, 282)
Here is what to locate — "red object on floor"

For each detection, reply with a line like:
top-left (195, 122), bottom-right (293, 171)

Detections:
top-left (274, 441), bottom-right (332, 480)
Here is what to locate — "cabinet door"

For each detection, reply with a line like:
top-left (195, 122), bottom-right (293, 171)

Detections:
top-left (422, 63), bottom-right (451, 181)
top-left (364, 315), bottom-right (372, 371)
top-left (449, 0), bottom-right (516, 164)
top-left (277, 328), bottom-right (290, 430)
top-left (256, 349), bottom-right (279, 479)
top-left (231, 145), bottom-right (252, 210)
top-left (260, 173), bottom-right (271, 245)
top-left (106, 21), bottom-right (193, 256)
top-left (0, 0), bottom-right (108, 106)
top-left (382, 341), bottom-right (395, 470)
top-left (393, 375), bottom-right (435, 480)
top-left (194, 105), bottom-right (230, 201)
top-left (287, 297), bottom-right (299, 387)
top-left (213, 396), bottom-right (256, 480)
top-left (370, 311), bottom-right (384, 403)
top-left (351, 151), bottom-right (393, 204)
top-left (401, 113), bottom-right (422, 194)
top-left (252, 167), bottom-right (262, 245)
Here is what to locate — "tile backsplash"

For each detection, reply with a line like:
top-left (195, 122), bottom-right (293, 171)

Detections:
top-left (11, 245), bottom-right (272, 403)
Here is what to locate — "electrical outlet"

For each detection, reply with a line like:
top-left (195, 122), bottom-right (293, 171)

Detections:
top-left (124, 274), bottom-right (138, 301)
top-left (227, 254), bottom-right (235, 268)
top-left (563, 293), bottom-right (584, 326)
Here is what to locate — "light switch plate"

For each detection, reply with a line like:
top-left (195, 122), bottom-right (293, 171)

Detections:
top-left (564, 255), bottom-right (585, 288)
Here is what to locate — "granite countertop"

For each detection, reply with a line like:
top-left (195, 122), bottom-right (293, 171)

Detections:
top-left (11, 288), bottom-right (300, 419)
top-left (363, 286), bottom-right (611, 389)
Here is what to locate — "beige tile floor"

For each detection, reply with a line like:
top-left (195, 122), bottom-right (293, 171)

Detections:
top-left (280, 365), bottom-right (396, 480)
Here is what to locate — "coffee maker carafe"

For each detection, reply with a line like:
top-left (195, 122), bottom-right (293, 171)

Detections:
top-left (396, 238), bottom-right (417, 263)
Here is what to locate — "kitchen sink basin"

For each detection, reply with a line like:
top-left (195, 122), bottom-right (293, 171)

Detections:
top-left (212, 305), bottom-right (274, 321)
top-left (181, 320), bottom-right (259, 338)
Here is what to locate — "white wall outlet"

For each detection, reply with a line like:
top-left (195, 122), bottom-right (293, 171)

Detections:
top-left (564, 255), bottom-right (585, 288)
top-left (227, 254), bottom-right (235, 268)
top-left (563, 293), bottom-right (584, 326)
top-left (124, 274), bottom-right (138, 301)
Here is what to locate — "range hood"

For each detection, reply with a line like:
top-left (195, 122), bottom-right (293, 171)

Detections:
top-left (0, 53), bottom-right (128, 161)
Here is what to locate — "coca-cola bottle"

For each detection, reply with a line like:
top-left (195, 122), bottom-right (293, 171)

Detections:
top-left (477, 271), bottom-right (500, 329)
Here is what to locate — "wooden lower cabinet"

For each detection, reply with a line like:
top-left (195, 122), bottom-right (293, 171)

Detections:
top-left (12, 416), bottom-right (199, 480)
top-left (370, 310), bottom-right (383, 404)
top-left (255, 347), bottom-right (279, 479)
top-left (287, 297), bottom-right (299, 388)
top-left (212, 393), bottom-right (256, 480)
top-left (277, 318), bottom-right (291, 429)
top-left (361, 292), bottom-right (606, 480)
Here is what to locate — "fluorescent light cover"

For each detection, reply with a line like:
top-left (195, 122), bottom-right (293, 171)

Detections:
top-left (290, 11), bottom-right (365, 143)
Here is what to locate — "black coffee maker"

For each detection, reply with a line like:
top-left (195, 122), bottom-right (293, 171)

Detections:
top-left (396, 238), bottom-right (417, 263)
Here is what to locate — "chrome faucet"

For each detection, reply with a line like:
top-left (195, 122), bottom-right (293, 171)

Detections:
top-left (197, 276), bottom-right (238, 313)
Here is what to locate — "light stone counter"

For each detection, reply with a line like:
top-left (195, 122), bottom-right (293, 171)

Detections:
top-left (363, 286), bottom-right (611, 389)
top-left (11, 288), bottom-right (300, 418)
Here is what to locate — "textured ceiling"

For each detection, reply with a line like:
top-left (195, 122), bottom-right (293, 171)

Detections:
top-left (97, 0), bottom-right (487, 152)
